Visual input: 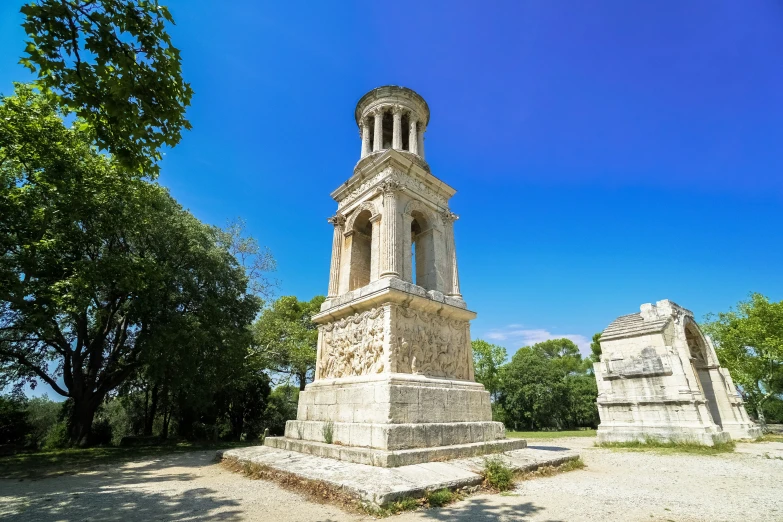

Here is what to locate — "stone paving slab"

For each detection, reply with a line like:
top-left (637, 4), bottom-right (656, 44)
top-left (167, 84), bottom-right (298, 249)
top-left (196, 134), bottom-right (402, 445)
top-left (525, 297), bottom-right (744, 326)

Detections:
top-left (218, 443), bottom-right (579, 507)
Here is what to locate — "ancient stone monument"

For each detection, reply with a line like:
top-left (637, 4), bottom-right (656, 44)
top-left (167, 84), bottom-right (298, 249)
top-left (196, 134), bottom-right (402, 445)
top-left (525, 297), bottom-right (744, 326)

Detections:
top-left (595, 299), bottom-right (761, 445)
top-left (264, 85), bottom-right (524, 466)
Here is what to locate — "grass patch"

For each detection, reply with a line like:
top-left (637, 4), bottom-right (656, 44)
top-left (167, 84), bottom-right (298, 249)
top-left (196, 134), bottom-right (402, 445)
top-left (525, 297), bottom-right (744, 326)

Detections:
top-left (0, 441), bottom-right (251, 480)
top-left (517, 457), bottom-right (586, 481)
top-left (367, 496), bottom-right (421, 517)
top-left (482, 457), bottom-right (514, 491)
top-left (481, 456), bottom-right (585, 492)
top-left (425, 488), bottom-right (454, 507)
top-left (754, 433), bottom-right (783, 443)
top-left (506, 429), bottom-right (596, 439)
top-left (597, 437), bottom-right (735, 455)
top-left (322, 420), bottom-right (334, 444)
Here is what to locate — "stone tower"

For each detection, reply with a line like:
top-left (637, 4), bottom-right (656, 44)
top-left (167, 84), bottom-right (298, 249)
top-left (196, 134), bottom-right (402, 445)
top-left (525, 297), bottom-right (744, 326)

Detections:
top-left (265, 85), bottom-right (524, 467)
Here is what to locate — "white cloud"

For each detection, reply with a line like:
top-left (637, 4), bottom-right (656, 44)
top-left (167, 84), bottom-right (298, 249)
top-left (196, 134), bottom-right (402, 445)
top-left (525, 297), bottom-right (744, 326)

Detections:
top-left (479, 326), bottom-right (592, 358)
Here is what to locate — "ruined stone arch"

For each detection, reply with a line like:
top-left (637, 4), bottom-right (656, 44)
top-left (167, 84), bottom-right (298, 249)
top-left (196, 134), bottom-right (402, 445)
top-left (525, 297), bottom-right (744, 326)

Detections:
top-left (683, 317), bottom-right (711, 368)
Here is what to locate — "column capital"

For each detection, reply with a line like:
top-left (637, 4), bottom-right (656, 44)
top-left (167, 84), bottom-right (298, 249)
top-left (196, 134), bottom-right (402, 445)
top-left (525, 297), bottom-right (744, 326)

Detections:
top-left (327, 214), bottom-right (346, 227)
top-left (441, 209), bottom-right (459, 223)
top-left (392, 104), bottom-right (404, 116)
top-left (378, 179), bottom-right (403, 196)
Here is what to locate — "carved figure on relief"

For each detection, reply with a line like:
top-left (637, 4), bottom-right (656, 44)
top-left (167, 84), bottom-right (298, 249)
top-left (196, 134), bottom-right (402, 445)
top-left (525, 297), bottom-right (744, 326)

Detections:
top-left (391, 307), bottom-right (469, 380)
top-left (319, 308), bottom-right (385, 379)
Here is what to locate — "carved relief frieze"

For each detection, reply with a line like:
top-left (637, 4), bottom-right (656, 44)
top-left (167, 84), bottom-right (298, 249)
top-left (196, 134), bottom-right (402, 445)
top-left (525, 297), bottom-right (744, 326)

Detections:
top-left (338, 168), bottom-right (448, 210)
top-left (390, 306), bottom-right (470, 380)
top-left (317, 307), bottom-right (386, 379)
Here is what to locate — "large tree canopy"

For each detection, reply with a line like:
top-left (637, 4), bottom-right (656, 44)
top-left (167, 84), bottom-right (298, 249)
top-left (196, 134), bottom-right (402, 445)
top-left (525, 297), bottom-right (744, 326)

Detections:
top-left (19, 0), bottom-right (193, 175)
top-left (703, 293), bottom-right (783, 428)
top-left (0, 86), bottom-right (258, 445)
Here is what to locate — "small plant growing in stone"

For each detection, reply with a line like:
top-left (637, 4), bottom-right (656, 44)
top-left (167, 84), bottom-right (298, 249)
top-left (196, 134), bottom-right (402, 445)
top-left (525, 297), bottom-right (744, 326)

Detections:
top-left (323, 420), bottom-right (334, 444)
top-left (482, 457), bottom-right (514, 491)
top-left (425, 488), bottom-right (453, 507)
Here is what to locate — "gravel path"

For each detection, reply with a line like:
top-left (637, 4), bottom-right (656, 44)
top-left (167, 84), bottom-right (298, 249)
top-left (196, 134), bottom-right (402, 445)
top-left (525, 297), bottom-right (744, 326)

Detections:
top-left (1, 438), bottom-right (781, 521)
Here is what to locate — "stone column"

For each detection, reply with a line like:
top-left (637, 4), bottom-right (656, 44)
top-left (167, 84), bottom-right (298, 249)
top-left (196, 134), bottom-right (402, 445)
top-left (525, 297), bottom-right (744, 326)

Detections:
top-left (402, 214), bottom-right (414, 282)
top-left (442, 210), bottom-right (462, 298)
top-left (373, 109), bottom-right (383, 152)
top-left (417, 125), bottom-right (426, 159)
top-left (326, 214), bottom-right (345, 297)
top-left (360, 118), bottom-right (371, 158)
top-left (392, 106), bottom-right (403, 150)
top-left (408, 116), bottom-right (418, 155)
top-left (379, 180), bottom-right (402, 278)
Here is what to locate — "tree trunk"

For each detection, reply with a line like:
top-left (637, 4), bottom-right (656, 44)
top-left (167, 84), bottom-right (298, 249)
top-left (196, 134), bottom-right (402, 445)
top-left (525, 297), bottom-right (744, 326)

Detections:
top-left (145, 382), bottom-right (160, 436)
top-left (162, 409), bottom-right (171, 439)
top-left (298, 372), bottom-right (306, 391)
top-left (68, 396), bottom-right (101, 447)
top-left (756, 400), bottom-right (769, 433)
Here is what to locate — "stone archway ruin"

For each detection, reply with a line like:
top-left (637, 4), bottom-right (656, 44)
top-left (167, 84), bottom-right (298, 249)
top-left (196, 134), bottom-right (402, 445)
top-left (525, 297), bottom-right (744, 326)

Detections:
top-left (594, 300), bottom-right (761, 445)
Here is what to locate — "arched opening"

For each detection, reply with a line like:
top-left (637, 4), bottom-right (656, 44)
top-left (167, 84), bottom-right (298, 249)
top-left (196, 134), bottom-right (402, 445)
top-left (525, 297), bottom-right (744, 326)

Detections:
top-left (367, 117), bottom-right (375, 151)
top-left (685, 321), bottom-right (722, 427)
top-left (348, 210), bottom-right (373, 290)
top-left (410, 210), bottom-right (435, 290)
top-left (382, 110), bottom-right (393, 149)
top-left (401, 113), bottom-right (410, 151)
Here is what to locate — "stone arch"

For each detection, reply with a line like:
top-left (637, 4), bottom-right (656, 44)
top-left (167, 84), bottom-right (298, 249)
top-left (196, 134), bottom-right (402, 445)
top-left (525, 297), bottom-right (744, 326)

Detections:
top-left (683, 317), bottom-right (710, 368)
top-left (344, 201), bottom-right (379, 291)
top-left (404, 200), bottom-right (438, 290)
top-left (682, 316), bottom-right (725, 427)
top-left (344, 201), bottom-right (380, 235)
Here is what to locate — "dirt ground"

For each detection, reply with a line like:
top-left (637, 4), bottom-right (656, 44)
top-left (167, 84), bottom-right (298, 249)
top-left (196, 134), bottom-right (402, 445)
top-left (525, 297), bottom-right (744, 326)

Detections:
top-left (1, 437), bottom-right (781, 522)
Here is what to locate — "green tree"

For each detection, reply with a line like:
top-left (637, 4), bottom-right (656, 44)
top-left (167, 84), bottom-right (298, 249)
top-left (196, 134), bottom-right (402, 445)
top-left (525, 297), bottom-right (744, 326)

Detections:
top-left (471, 339), bottom-right (506, 401)
top-left (263, 385), bottom-right (300, 436)
top-left (703, 293), bottom-right (783, 429)
top-left (498, 338), bottom-right (598, 430)
top-left (532, 338), bottom-right (583, 375)
top-left (19, 0), bottom-right (193, 175)
top-left (499, 347), bottom-right (567, 430)
top-left (251, 296), bottom-right (325, 391)
top-left (215, 367), bottom-right (272, 441)
top-left (0, 87), bottom-right (260, 445)
top-left (590, 332), bottom-right (602, 362)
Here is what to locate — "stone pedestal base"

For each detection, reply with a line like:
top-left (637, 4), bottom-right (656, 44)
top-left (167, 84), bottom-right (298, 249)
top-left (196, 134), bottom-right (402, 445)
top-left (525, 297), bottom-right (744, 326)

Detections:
top-left (719, 422), bottom-right (763, 441)
top-left (284, 420), bottom-right (505, 450)
top-left (597, 425), bottom-right (732, 446)
top-left (264, 436), bottom-right (526, 467)
top-left (274, 374), bottom-right (519, 467)
top-left (296, 374), bottom-right (492, 430)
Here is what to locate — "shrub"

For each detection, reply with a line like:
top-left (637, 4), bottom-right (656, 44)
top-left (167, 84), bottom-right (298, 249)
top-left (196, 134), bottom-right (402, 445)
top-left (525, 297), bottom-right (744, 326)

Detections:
top-left (101, 398), bottom-right (134, 446)
top-left (0, 395), bottom-right (30, 446)
top-left (483, 457), bottom-right (514, 491)
top-left (425, 488), bottom-right (453, 507)
top-left (323, 420), bottom-right (334, 444)
top-left (25, 396), bottom-right (61, 448)
top-left (43, 421), bottom-right (70, 450)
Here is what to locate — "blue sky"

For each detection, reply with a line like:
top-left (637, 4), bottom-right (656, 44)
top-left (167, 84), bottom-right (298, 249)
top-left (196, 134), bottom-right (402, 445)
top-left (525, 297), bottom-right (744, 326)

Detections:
top-left (1, 1), bottom-right (781, 375)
